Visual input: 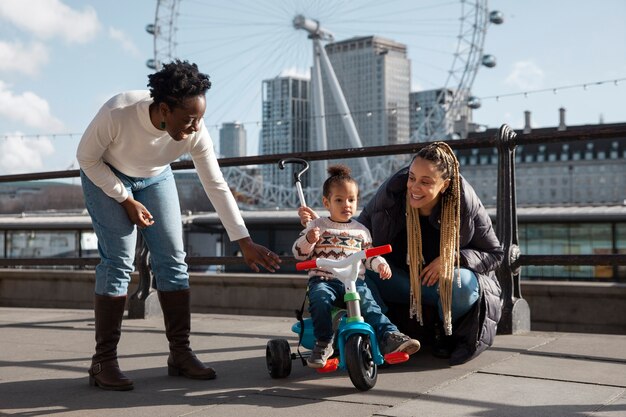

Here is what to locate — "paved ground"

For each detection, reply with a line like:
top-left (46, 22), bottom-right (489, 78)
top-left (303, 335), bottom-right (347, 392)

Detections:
top-left (1, 307), bottom-right (625, 417)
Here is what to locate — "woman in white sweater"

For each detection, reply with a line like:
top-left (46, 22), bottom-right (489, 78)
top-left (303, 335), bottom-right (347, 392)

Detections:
top-left (77, 60), bottom-right (280, 391)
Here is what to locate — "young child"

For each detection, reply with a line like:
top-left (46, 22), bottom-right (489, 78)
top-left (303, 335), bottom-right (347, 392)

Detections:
top-left (293, 165), bottom-right (420, 368)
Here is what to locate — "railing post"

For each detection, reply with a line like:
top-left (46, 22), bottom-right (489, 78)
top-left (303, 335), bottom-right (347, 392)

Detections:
top-left (128, 235), bottom-right (162, 319)
top-left (495, 124), bottom-right (530, 334)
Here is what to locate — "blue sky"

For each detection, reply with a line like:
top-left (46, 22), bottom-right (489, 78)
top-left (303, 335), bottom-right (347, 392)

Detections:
top-left (0, 0), bottom-right (625, 175)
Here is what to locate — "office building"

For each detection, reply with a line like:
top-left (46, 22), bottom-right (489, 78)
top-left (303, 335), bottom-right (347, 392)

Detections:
top-left (459, 125), bottom-right (626, 207)
top-left (260, 75), bottom-right (311, 188)
top-left (321, 36), bottom-right (410, 179)
top-left (219, 122), bottom-right (247, 157)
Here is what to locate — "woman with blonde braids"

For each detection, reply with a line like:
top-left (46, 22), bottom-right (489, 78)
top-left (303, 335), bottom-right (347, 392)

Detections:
top-left (299, 142), bottom-right (503, 365)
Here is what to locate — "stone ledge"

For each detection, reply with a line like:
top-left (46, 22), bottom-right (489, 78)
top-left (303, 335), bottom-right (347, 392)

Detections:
top-left (0, 270), bottom-right (624, 334)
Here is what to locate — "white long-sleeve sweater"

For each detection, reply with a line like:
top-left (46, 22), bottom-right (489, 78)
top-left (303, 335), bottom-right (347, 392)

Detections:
top-left (292, 217), bottom-right (388, 280)
top-left (76, 90), bottom-right (248, 241)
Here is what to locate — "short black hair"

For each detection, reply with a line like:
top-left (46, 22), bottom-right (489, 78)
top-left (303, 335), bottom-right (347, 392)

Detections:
top-left (147, 59), bottom-right (211, 109)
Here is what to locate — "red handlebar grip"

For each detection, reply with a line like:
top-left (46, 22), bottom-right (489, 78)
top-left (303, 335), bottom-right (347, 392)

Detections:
top-left (365, 244), bottom-right (392, 258)
top-left (296, 259), bottom-right (318, 271)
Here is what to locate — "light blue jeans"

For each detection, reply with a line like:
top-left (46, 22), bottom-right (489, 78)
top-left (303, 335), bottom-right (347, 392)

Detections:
top-left (307, 276), bottom-right (399, 345)
top-left (365, 263), bottom-right (480, 322)
top-left (80, 166), bottom-right (188, 296)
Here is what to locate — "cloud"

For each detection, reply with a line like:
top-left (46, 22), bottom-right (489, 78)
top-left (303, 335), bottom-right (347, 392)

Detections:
top-left (504, 61), bottom-right (545, 90)
top-left (0, 81), bottom-right (64, 131)
top-left (411, 81), bottom-right (424, 92)
top-left (0, 133), bottom-right (55, 174)
top-left (279, 66), bottom-right (311, 79)
top-left (0, 0), bottom-right (100, 43)
top-left (0, 40), bottom-right (49, 75)
top-left (108, 27), bottom-right (141, 57)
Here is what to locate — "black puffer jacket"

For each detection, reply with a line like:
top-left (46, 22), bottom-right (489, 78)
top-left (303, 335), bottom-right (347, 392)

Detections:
top-left (358, 167), bottom-right (504, 365)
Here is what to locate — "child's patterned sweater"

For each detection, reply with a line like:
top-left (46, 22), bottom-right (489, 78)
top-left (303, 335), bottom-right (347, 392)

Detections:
top-left (292, 217), bottom-right (389, 280)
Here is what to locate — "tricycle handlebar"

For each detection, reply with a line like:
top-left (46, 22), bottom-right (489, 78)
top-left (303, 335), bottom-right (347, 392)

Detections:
top-left (295, 245), bottom-right (392, 271)
top-left (365, 244), bottom-right (392, 258)
top-left (296, 259), bottom-right (318, 271)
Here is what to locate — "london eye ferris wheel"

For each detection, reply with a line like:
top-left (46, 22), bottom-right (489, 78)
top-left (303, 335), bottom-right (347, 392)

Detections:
top-left (146, 0), bottom-right (503, 208)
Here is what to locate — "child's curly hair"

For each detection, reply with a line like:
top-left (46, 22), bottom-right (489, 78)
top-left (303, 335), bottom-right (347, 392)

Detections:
top-left (322, 164), bottom-right (358, 198)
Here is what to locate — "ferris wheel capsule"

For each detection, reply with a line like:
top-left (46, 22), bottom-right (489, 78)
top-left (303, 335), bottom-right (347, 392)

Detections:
top-left (489, 11), bottom-right (504, 24)
top-left (145, 23), bottom-right (158, 35)
top-left (467, 96), bottom-right (482, 109)
top-left (482, 55), bottom-right (497, 68)
top-left (146, 59), bottom-right (159, 70)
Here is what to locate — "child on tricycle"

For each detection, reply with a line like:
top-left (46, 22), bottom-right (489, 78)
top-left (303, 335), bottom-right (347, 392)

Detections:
top-left (292, 165), bottom-right (420, 369)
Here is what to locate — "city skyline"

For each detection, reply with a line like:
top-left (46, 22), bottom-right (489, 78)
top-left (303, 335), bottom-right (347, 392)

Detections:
top-left (0, 0), bottom-right (625, 175)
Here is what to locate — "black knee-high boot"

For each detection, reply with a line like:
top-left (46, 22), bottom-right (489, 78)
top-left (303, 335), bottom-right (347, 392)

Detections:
top-left (88, 294), bottom-right (134, 390)
top-left (158, 289), bottom-right (216, 379)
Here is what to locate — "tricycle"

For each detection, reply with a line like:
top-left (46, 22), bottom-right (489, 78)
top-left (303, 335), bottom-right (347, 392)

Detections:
top-left (266, 244), bottom-right (409, 391)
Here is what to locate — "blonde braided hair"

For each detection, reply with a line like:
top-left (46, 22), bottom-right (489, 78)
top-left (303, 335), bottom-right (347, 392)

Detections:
top-left (407, 142), bottom-right (461, 336)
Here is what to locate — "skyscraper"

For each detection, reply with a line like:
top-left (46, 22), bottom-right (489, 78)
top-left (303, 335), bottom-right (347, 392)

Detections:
top-left (261, 75), bottom-right (310, 188)
top-left (219, 122), bottom-right (247, 157)
top-left (320, 36), bottom-right (410, 180)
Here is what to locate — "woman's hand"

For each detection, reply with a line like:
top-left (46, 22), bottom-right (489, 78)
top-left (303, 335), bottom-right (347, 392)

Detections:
top-left (420, 256), bottom-right (442, 287)
top-left (120, 197), bottom-right (154, 228)
top-left (378, 263), bottom-right (392, 280)
top-left (297, 206), bottom-right (319, 227)
top-left (237, 237), bottom-right (281, 272)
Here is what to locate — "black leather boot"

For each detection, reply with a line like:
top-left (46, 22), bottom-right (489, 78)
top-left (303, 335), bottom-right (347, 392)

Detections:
top-left (432, 322), bottom-right (454, 359)
top-left (88, 294), bottom-right (134, 390)
top-left (158, 289), bottom-right (216, 379)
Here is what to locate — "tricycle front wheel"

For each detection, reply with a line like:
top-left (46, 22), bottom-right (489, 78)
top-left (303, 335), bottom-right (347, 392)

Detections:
top-left (345, 334), bottom-right (378, 391)
top-left (266, 339), bottom-right (292, 379)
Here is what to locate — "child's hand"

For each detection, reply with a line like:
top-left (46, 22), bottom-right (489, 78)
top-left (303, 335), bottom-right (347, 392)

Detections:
top-left (378, 263), bottom-right (392, 280)
top-left (306, 227), bottom-right (320, 244)
top-left (298, 206), bottom-right (319, 227)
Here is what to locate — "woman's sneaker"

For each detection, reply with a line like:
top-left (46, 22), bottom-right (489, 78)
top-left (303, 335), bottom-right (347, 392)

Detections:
top-left (307, 341), bottom-right (334, 368)
top-left (382, 332), bottom-right (421, 355)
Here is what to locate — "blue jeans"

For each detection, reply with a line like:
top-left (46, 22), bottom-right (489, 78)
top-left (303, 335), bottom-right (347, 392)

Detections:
top-left (80, 166), bottom-right (188, 296)
top-left (307, 277), bottom-right (398, 345)
top-left (365, 263), bottom-right (480, 322)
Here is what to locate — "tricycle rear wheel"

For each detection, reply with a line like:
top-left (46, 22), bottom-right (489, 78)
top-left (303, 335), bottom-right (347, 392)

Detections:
top-left (266, 339), bottom-right (292, 378)
top-left (345, 334), bottom-right (377, 391)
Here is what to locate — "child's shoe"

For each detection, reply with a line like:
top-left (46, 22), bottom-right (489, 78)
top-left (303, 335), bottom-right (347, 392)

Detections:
top-left (307, 341), bottom-right (334, 368)
top-left (381, 332), bottom-right (421, 355)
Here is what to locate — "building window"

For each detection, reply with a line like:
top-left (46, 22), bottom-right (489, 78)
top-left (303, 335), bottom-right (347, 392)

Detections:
top-left (519, 222), bottom-right (613, 280)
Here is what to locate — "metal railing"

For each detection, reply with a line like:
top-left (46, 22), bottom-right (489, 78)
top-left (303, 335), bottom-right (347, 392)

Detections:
top-left (2, 122), bottom-right (626, 332)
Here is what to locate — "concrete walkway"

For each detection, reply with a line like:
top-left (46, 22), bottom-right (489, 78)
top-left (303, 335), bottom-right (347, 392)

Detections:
top-left (1, 307), bottom-right (625, 417)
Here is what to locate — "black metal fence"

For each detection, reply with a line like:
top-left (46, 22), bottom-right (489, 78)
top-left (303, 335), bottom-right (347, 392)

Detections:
top-left (2, 123), bottom-right (626, 333)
